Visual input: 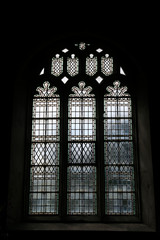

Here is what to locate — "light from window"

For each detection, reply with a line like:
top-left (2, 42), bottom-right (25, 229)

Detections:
top-left (28, 43), bottom-right (137, 218)
top-left (29, 81), bottom-right (60, 215)
top-left (86, 54), bottom-right (98, 76)
top-left (104, 81), bottom-right (136, 215)
top-left (39, 68), bottom-right (44, 75)
top-left (67, 82), bottom-right (97, 215)
top-left (67, 54), bottom-right (79, 76)
top-left (120, 67), bottom-right (126, 75)
top-left (50, 43), bottom-right (114, 82)
top-left (101, 54), bottom-right (113, 76)
top-left (51, 54), bottom-right (63, 76)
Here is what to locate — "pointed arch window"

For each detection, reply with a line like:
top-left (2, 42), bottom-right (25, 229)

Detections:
top-left (68, 82), bottom-right (97, 215)
top-left (27, 42), bottom-right (140, 221)
top-left (29, 81), bottom-right (60, 215)
top-left (104, 81), bottom-right (135, 215)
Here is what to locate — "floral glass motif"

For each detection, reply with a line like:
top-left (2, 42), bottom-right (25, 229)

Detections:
top-left (79, 42), bottom-right (86, 50)
top-left (29, 81), bottom-right (60, 215)
top-left (35, 81), bottom-right (59, 98)
top-left (104, 80), bottom-right (136, 215)
top-left (67, 81), bottom-right (97, 215)
top-left (70, 81), bottom-right (95, 98)
top-left (75, 42), bottom-right (90, 50)
top-left (105, 80), bottom-right (130, 97)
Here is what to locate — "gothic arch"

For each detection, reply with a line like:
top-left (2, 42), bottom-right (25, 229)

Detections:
top-left (7, 34), bottom-right (156, 232)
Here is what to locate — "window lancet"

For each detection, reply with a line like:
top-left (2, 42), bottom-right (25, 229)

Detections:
top-left (104, 81), bottom-right (135, 215)
top-left (67, 81), bottom-right (97, 215)
top-left (29, 81), bottom-right (60, 215)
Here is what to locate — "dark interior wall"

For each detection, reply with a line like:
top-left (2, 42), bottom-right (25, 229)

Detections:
top-left (1, 5), bottom-right (159, 236)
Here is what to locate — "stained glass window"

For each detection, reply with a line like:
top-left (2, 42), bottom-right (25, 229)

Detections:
top-left (50, 42), bottom-right (115, 81)
top-left (29, 81), bottom-right (60, 215)
top-left (67, 82), bottom-right (97, 215)
top-left (101, 54), bottom-right (113, 76)
top-left (86, 54), bottom-right (98, 76)
top-left (28, 42), bottom-right (139, 220)
top-left (104, 81), bottom-right (136, 215)
top-left (51, 54), bottom-right (63, 76)
top-left (67, 54), bottom-right (79, 76)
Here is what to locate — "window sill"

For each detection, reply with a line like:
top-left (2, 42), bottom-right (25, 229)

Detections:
top-left (7, 222), bottom-right (156, 232)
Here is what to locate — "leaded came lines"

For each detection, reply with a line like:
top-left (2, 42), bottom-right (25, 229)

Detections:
top-left (49, 42), bottom-right (114, 85)
top-left (67, 82), bottom-right (97, 215)
top-left (104, 81), bottom-right (135, 215)
top-left (29, 81), bottom-right (60, 215)
top-left (28, 80), bottom-right (136, 217)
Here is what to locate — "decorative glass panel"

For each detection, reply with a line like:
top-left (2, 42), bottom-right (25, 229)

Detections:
top-left (68, 143), bottom-right (95, 164)
top-left (96, 48), bottom-right (103, 53)
top-left (51, 54), bottom-right (63, 76)
top-left (104, 142), bottom-right (133, 165)
top-left (79, 42), bottom-right (86, 50)
top-left (39, 68), bottom-right (44, 75)
top-left (120, 67), bottom-right (126, 75)
top-left (105, 81), bottom-right (129, 97)
top-left (86, 54), bottom-right (97, 76)
top-left (62, 48), bottom-right (69, 53)
top-left (67, 166), bottom-right (97, 215)
top-left (75, 42), bottom-right (90, 50)
top-left (101, 55), bottom-right (113, 76)
top-left (96, 76), bottom-right (103, 84)
top-left (67, 54), bottom-right (79, 76)
top-left (67, 82), bottom-right (97, 215)
top-left (61, 76), bottom-right (69, 84)
top-left (104, 81), bottom-right (136, 215)
top-left (29, 82), bottom-right (60, 215)
top-left (104, 118), bottom-right (132, 140)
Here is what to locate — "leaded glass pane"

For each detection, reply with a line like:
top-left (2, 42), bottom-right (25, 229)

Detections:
top-left (68, 166), bottom-right (96, 192)
top-left (105, 192), bottom-right (135, 215)
top-left (86, 54), bottom-right (97, 76)
top-left (68, 119), bottom-right (96, 141)
top-left (29, 193), bottom-right (59, 215)
top-left (104, 142), bottom-right (133, 165)
top-left (51, 55), bottom-right (63, 76)
top-left (67, 54), bottom-right (79, 76)
top-left (67, 82), bottom-right (97, 215)
top-left (105, 166), bottom-right (135, 192)
top-left (104, 81), bottom-right (136, 215)
top-left (31, 143), bottom-right (59, 165)
top-left (29, 82), bottom-right (60, 215)
top-left (104, 98), bottom-right (132, 118)
top-left (32, 119), bottom-right (60, 142)
top-left (67, 166), bottom-right (97, 215)
top-left (101, 55), bottom-right (113, 76)
top-left (68, 98), bottom-right (96, 118)
top-left (33, 98), bottom-right (60, 118)
top-left (68, 143), bottom-right (95, 164)
top-left (30, 166), bottom-right (59, 193)
top-left (104, 118), bottom-right (132, 140)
